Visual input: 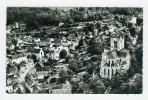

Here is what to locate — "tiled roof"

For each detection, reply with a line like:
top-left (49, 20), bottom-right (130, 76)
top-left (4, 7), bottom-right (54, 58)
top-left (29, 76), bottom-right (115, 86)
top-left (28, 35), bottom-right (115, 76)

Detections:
top-left (117, 51), bottom-right (127, 58)
top-left (13, 82), bottom-right (18, 90)
top-left (107, 50), bottom-right (117, 59)
top-left (11, 54), bottom-right (26, 59)
top-left (36, 67), bottom-right (50, 72)
top-left (103, 49), bottom-right (128, 59)
top-left (28, 48), bottom-right (41, 53)
top-left (25, 76), bottom-right (35, 87)
top-left (35, 62), bottom-right (44, 68)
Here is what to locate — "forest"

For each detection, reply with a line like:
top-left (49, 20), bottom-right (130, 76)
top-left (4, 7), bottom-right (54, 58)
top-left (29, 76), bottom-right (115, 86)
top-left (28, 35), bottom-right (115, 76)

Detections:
top-left (7, 7), bottom-right (142, 30)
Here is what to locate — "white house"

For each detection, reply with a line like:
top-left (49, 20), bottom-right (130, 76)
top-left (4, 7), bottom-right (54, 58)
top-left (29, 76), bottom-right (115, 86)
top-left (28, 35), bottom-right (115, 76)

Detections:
top-left (129, 16), bottom-right (137, 24)
top-left (11, 54), bottom-right (28, 64)
top-left (59, 22), bottom-right (64, 27)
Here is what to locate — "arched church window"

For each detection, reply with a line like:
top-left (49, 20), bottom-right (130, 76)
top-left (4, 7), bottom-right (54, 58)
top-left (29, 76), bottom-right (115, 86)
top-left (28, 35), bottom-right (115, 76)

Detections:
top-left (112, 60), bottom-right (114, 66)
top-left (120, 59), bottom-right (121, 62)
top-left (104, 68), bottom-right (106, 75)
top-left (109, 60), bottom-right (110, 66)
top-left (108, 69), bottom-right (110, 76)
top-left (114, 40), bottom-right (117, 48)
top-left (112, 69), bottom-right (114, 75)
top-left (115, 69), bottom-right (118, 74)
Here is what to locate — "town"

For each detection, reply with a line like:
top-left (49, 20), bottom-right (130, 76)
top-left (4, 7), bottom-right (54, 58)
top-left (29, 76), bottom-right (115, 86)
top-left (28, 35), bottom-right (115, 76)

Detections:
top-left (6, 7), bottom-right (143, 94)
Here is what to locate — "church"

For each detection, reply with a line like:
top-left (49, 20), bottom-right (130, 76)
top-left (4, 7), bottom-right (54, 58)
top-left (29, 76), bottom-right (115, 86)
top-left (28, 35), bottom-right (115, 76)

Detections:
top-left (100, 33), bottom-right (131, 79)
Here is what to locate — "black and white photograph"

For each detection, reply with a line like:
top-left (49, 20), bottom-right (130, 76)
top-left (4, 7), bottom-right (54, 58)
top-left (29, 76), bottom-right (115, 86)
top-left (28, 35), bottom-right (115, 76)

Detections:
top-left (5, 7), bottom-right (143, 94)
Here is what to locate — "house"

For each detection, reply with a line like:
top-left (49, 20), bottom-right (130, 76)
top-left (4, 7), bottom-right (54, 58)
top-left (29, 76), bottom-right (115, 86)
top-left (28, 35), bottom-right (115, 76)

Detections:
top-left (26, 59), bottom-right (35, 68)
top-left (35, 67), bottom-right (50, 79)
top-left (49, 81), bottom-right (72, 94)
top-left (55, 63), bottom-right (69, 73)
top-left (25, 75), bottom-right (36, 88)
top-left (35, 62), bottom-right (44, 68)
top-left (77, 72), bottom-right (86, 80)
top-left (19, 62), bottom-right (26, 71)
top-left (8, 22), bottom-right (19, 29)
top-left (129, 15), bottom-right (137, 24)
top-left (9, 44), bottom-right (15, 51)
top-left (6, 76), bottom-right (22, 93)
top-left (25, 75), bottom-right (38, 93)
top-left (59, 22), bottom-right (64, 27)
top-left (6, 77), bottom-right (16, 86)
top-left (28, 48), bottom-right (44, 59)
top-left (18, 83), bottom-right (25, 93)
top-left (11, 54), bottom-right (27, 64)
top-left (6, 86), bottom-right (13, 93)
top-left (50, 45), bottom-right (69, 60)
top-left (16, 38), bottom-right (23, 47)
top-left (6, 27), bottom-right (12, 34)
top-left (33, 38), bottom-right (41, 43)
top-left (13, 82), bottom-right (19, 93)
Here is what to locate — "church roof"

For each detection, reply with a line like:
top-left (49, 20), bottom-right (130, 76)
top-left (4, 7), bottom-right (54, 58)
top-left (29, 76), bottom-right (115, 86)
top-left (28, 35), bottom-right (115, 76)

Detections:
top-left (103, 49), bottom-right (129, 60)
top-left (117, 51), bottom-right (127, 58)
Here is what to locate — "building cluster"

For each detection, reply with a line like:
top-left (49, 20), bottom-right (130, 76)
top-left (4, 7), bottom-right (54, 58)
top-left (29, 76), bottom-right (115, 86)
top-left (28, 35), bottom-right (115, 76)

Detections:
top-left (6, 10), bottom-right (140, 94)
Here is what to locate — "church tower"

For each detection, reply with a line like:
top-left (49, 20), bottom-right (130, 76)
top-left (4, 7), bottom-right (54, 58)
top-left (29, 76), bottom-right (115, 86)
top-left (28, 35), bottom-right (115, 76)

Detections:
top-left (110, 35), bottom-right (124, 51)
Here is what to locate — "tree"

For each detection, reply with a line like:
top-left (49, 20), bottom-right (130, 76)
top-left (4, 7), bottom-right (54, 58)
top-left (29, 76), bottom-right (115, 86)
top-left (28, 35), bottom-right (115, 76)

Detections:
top-left (12, 39), bottom-right (18, 46)
top-left (130, 27), bottom-right (138, 37)
top-left (88, 76), bottom-right (105, 94)
top-left (65, 55), bottom-right (72, 63)
top-left (131, 58), bottom-right (142, 74)
top-left (89, 37), bottom-right (96, 46)
top-left (74, 51), bottom-right (79, 59)
top-left (83, 73), bottom-right (91, 82)
top-left (88, 23), bottom-right (95, 32)
top-left (25, 16), bottom-right (40, 30)
top-left (69, 19), bottom-right (74, 24)
top-left (59, 49), bottom-right (67, 59)
top-left (77, 61), bottom-right (83, 68)
top-left (93, 85), bottom-right (105, 94)
top-left (114, 15), bottom-right (120, 22)
top-left (128, 73), bottom-right (142, 94)
top-left (71, 83), bottom-right (84, 94)
top-left (127, 67), bottom-right (135, 78)
top-left (68, 59), bottom-right (78, 72)
top-left (87, 42), bottom-right (104, 55)
top-left (78, 39), bottom-right (85, 48)
top-left (128, 22), bottom-right (134, 29)
top-left (89, 76), bottom-right (100, 88)
top-left (50, 78), bottom-right (57, 83)
top-left (79, 7), bottom-right (85, 12)
top-left (58, 69), bottom-right (69, 83)
top-left (111, 74), bottom-right (124, 89)
top-left (136, 17), bottom-right (143, 26)
top-left (89, 55), bottom-right (99, 62)
top-left (86, 64), bottom-right (95, 74)
top-left (116, 83), bottom-right (129, 94)
top-left (32, 54), bottom-right (38, 63)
